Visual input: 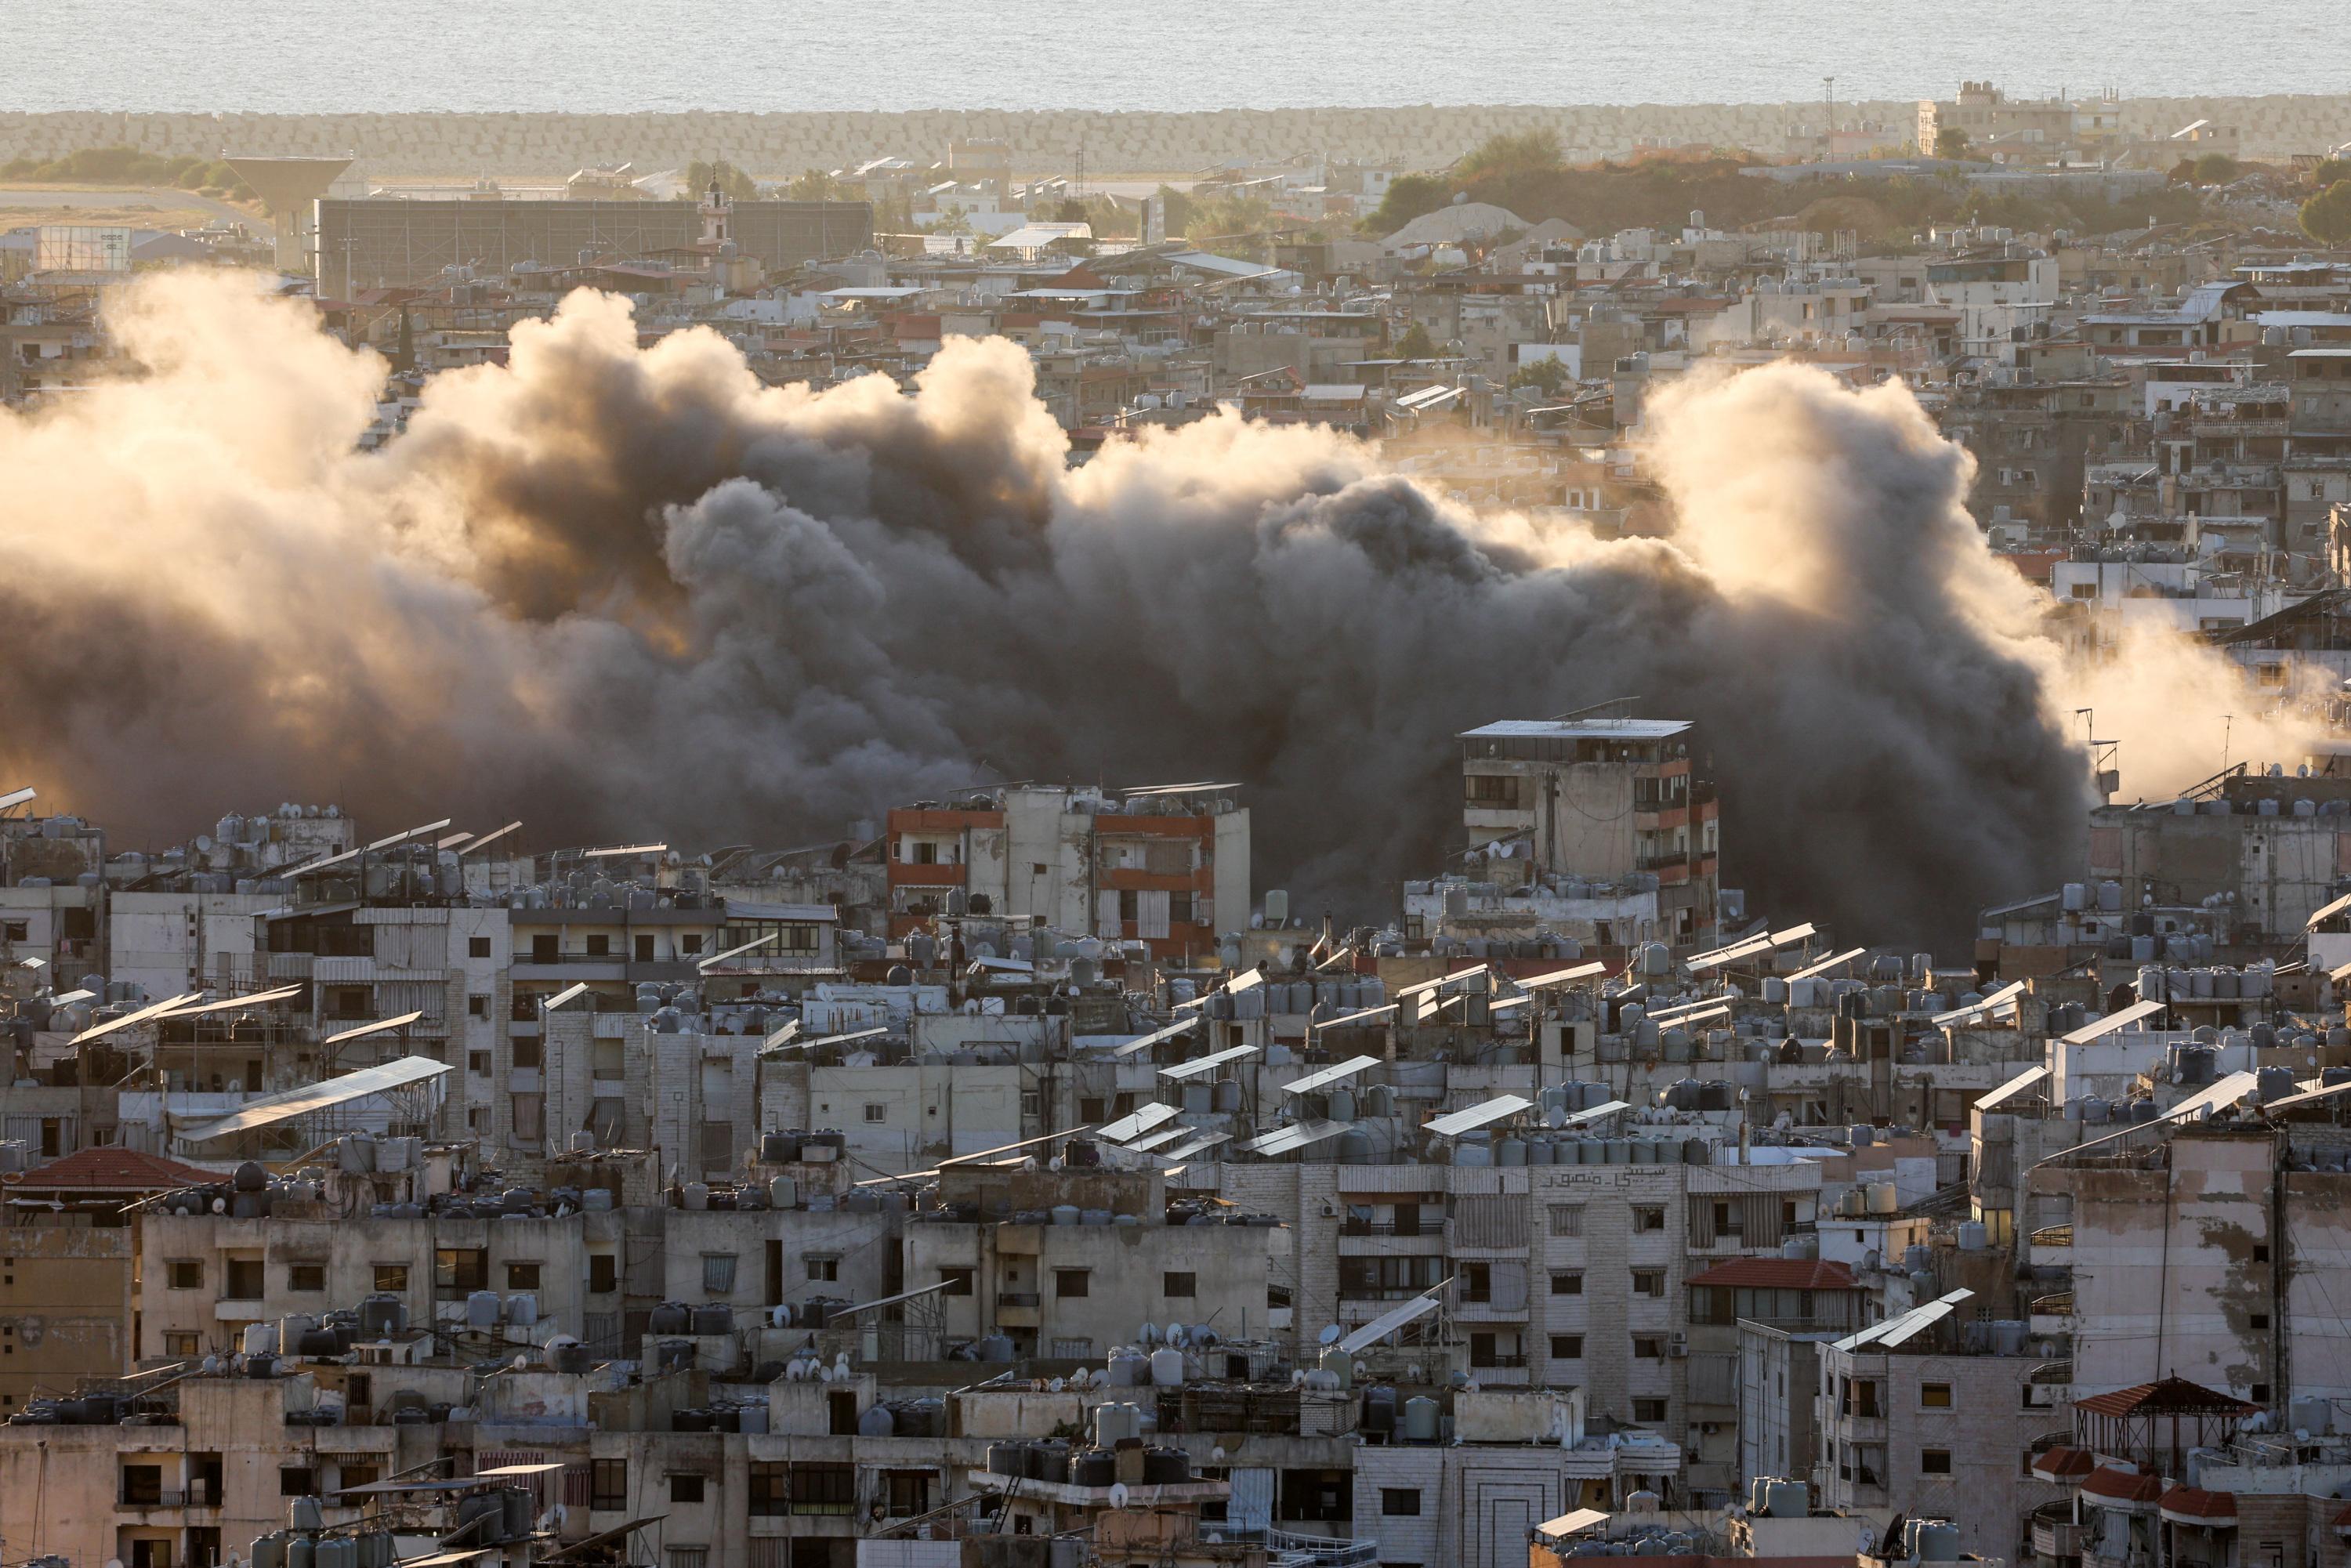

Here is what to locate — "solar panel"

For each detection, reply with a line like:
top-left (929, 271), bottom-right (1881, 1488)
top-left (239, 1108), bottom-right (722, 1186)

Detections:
top-left (1790, 946), bottom-right (1867, 980)
top-left (1878, 1295), bottom-right (1970, 1349)
top-left (698, 932), bottom-right (777, 969)
top-left (1973, 1065), bottom-right (2050, 1113)
top-left (1281, 1054), bottom-right (1382, 1095)
top-left (1933, 980), bottom-right (2026, 1027)
top-left (1648, 993), bottom-right (1731, 1023)
top-left (460, 821), bottom-right (523, 855)
top-left (71, 991), bottom-right (201, 1047)
top-left (176, 1056), bottom-right (455, 1143)
top-left (162, 985), bottom-right (305, 1019)
top-left (1395, 965), bottom-right (1488, 999)
top-left (1124, 1125), bottom-right (1193, 1152)
top-left (1159, 1130), bottom-right (1233, 1161)
top-left (539, 983), bottom-right (589, 1012)
top-left (1335, 1291), bottom-right (1443, 1354)
top-left (765, 1025), bottom-right (888, 1056)
top-left (1832, 1288), bottom-right (1973, 1352)
top-left (1108, 1016), bottom-right (1201, 1056)
top-left (1160, 1045), bottom-right (1257, 1081)
top-left (1244, 1119), bottom-right (1351, 1157)
top-left (48, 987), bottom-right (92, 1005)
top-left (1650, 1000), bottom-right (1730, 1030)
top-left (1516, 961), bottom-right (1607, 990)
top-left (1426, 1093), bottom-right (1534, 1137)
top-left (434, 831), bottom-right (476, 851)
top-left (321, 1010), bottom-right (427, 1045)
top-left (1560, 1099), bottom-right (1632, 1127)
top-left (366, 818), bottom-right (453, 852)
top-left (582, 842), bottom-right (667, 859)
top-left (0, 786), bottom-right (36, 812)
top-left (2262, 1075), bottom-right (2351, 1112)
top-left (1313, 1004), bottom-right (1397, 1031)
top-left (1096, 1102), bottom-right (1180, 1143)
top-left (2310, 891), bottom-right (2351, 929)
top-left (2062, 998), bottom-right (2164, 1044)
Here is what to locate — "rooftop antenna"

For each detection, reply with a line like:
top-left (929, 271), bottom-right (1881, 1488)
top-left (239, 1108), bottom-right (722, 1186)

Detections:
top-left (2222, 712), bottom-right (2233, 774)
top-left (1822, 76), bottom-right (1836, 160)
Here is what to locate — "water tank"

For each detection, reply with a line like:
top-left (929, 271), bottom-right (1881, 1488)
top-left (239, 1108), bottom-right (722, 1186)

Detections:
top-left (1338, 1128), bottom-right (1374, 1163)
top-left (681, 1182), bottom-right (710, 1211)
top-left (1106, 1349), bottom-right (1148, 1388)
top-left (1071, 1449), bottom-right (1118, 1487)
top-left (1958, 1221), bottom-right (1988, 1251)
top-left (987, 1441), bottom-right (1027, 1476)
top-left (859, 1403), bottom-right (896, 1436)
top-left (287, 1536), bottom-right (316, 1568)
top-left (1150, 1347), bottom-right (1186, 1386)
top-left (649, 1302), bottom-right (692, 1335)
top-left (465, 1291), bottom-right (501, 1330)
top-left (289, 1496), bottom-right (327, 1532)
top-left (1142, 1447), bottom-right (1192, 1484)
top-left (1096, 1400), bottom-right (1146, 1444)
top-left (253, 1534), bottom-right (288, 1568)
top-left (1914, 1523), bottom-right (1962, 1562)
top-left (1403, 1395), bottom-right (1440, 1442)
top-left (1051, 1204), bottom-right (1082, 1227)
top-left (1761, 1480), bottom-right (1809, 1518)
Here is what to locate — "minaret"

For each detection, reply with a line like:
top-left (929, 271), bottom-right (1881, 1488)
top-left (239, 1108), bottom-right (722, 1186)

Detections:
top-left (699, 168), bottom-right (730, 248)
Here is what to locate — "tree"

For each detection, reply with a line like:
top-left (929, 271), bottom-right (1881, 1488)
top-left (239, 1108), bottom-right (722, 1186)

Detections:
top-left (681, 161), bottom-right (758, 202)
top-left (1934, 127), bottom-right (1972, 159)
top-left (1365, 173), bottom-right (1451, 234)
top-left (1393, 322), bottom-right (1436, 360)
top-left (1509, 356), bottom-right (1571, 397)
top-left (1458, 129), bottom-right (1563, 182)
top-left (2302, 181), bottom-right (2351, 245)
top-left (2192, 152), bottom-right (2240, 185)
top-left (2314, 158), bottom-right (2351, 190)
top-left (784, 168), bottom-right (851, 201)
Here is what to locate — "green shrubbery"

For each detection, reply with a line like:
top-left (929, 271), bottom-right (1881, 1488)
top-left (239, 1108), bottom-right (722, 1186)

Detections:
top-left (0, 145), bottom-right (252, 199)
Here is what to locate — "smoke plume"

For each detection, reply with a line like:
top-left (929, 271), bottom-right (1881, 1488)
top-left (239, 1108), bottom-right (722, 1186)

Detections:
top-left (0, 272), bottom-right (2294, 945)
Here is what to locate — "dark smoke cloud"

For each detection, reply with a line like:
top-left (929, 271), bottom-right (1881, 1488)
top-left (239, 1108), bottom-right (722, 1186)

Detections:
top-left (0, 273), bottom-right (2148, 945)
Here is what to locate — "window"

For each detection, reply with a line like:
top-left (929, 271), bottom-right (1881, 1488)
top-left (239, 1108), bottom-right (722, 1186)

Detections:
top-left (806, 1255), bottom-right (839, 1282)
top-left (468, 936), bottom-right (492, 958)
top-left (1633, 1269), bottom-right (1665, 1298)
top-left (792, 1462), bottom-right (857, 1515)
top-left (589, 1255), bottom-right (617, 1294)
top-left (681, 934), bottom-right (705, 956)
top-left (1634, 1335), bottom-right (1665, 1359)
top-left (592, 1459), bottom-right (628, 1512)
top-left (1165, 1272), bottom-right (1197, 1298)
top-left (167, 1259), bottom-right (203, 1290)
top-left (469, 1050), bottom-right (490, 1074)
top-left (512, 1092), bottom-right (543, 1143)
top-left (636, 934), bottom-right (656, 961)
top-left (224, 1258), bottom-right (263, 1299)
top-left (1381, 1488), bottom-right (1423, 1517)
top-left (281, 1466), bottom-right (317, 1497)
top-left (587, 934), bottom-right (611, 957)
top-left (1712, 1200), bottom-right (1743, 1235)
top-left (1921, 1450), bottom-right (1952, 1476)
top-left (1634, 1398), bottom-right (1668, 1423)
top-left (468, 995), bottom-right (489, 1019)
top-left (1170, 891), bottom-right (1194, 925)
top-left (939, 1267), bottom-right (974, 1297)
top-left (702, 1254), bottom-right (738, 1295)
top-left (2250, 1313), bottom-right (2271, 1331)
top-left (373, 1264), bottom-right (409, 1293)
top-left (531, 934), bottom-right (559, 962)
top-left (2253, 1244), bottom-right (2270, 1262)
top-left (1055, 1268), bottom-right (1090, 1298)
top-left (1548, 1204), bottom-right (1584, 1237)
top-left (750, 1461), bottom-right (788, 1516)
top-left (164, 1331), bottom-right (204, 1357)
top-left (507, 1262), bottom-right (542, 1291)
top-left (668, 1550), bottom-right (708, 1568)
top-left (886, 1471), bottom-right (932, 1517)
top-left (512, 1036), bottom-right (542, 1070)
top-left (434, 1248), bottom-right (487, 1294)
top-left (327, 985), bottom-right (370, 1019)
top-left (668, 1473), bottom-right (705, 1504)
top-left (1632, 1206), bottom-right (1666, 1233)
top-left (864, 1103), bottom-right (887, 1123)
top-left (1465, 773), bottom-right (1521, 806)
top-left (1550, 1334), bottom-right (1584, 1359)
top-left (1921, 1382), bottom-right (1953, 1409)
top-left (1119, 889), bottom-right (1138, 922)
top-left (287, 1263), bottom-right (326, 1293)
top-left (121, 1462), bottom-right (164, 1505)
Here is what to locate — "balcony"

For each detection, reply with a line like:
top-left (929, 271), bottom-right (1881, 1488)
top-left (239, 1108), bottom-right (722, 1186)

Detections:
top-left (2031, 1291), bottom-right (2074, 1336)
top-left (121, 1484), bottom-right (219, 1509)
top-left (995, 1291), bottom-right (1040, 1329)
top-left (2029, 1224), bottom-right (2073, 1267)
top-left (2033, 1502), bottom-right (2084, 1561)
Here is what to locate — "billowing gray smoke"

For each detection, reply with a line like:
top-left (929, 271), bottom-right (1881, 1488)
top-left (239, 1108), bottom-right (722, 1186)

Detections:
top-left (0, 273), bottom-right (2106, 944)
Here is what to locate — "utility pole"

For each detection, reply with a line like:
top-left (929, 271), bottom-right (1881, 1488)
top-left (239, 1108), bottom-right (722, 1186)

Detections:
top-left (1821, 76), bottom-right (1837, 161)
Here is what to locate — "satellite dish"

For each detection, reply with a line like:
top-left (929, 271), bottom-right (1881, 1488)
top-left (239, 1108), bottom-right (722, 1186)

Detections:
top-left (1109, 1483), bottom-right (1130, 1508)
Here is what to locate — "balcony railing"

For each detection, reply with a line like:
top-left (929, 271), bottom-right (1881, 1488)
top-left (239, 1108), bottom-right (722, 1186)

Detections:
top-left (122, 1485), bottom-right (219, 1508)
top-left (1469, 1353), bottom-right (1528, 1370)
top-left (2030, 1224), bottom-right (2073, 1249)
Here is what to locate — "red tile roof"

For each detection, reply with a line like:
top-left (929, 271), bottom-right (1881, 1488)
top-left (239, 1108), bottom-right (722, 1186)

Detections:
top-left (1684, 1258), bottom-right (1860, 1291)
top-left (4, 1146), bottom-right (212, 1192)
top-left (2160, 1487), bottom-right (2237, 1523)
top-left (2031, 1447), bottom-right (2097, 1483)
top-left (2074, 1378), bottom-right (2261, 1418)
top-left (2081, 1467), bottom-right (2164, 1505)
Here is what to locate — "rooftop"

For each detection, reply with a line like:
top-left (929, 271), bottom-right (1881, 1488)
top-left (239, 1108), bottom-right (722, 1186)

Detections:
top-left (1459, 719), bottom-right (1693, 741)
top-left (5, 1146), bottom-right (216, 1192)
top-left (1686, 1257), bottom-right (1860, 1291)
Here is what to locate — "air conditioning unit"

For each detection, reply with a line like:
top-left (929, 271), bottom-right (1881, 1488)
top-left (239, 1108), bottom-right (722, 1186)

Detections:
top-left (1667, 1334), bottom-right (1688, 1358)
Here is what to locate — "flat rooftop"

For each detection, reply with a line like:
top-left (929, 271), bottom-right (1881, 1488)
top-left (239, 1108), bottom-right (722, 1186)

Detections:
top-left (1459, 719), bottom-right (1693, 741)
